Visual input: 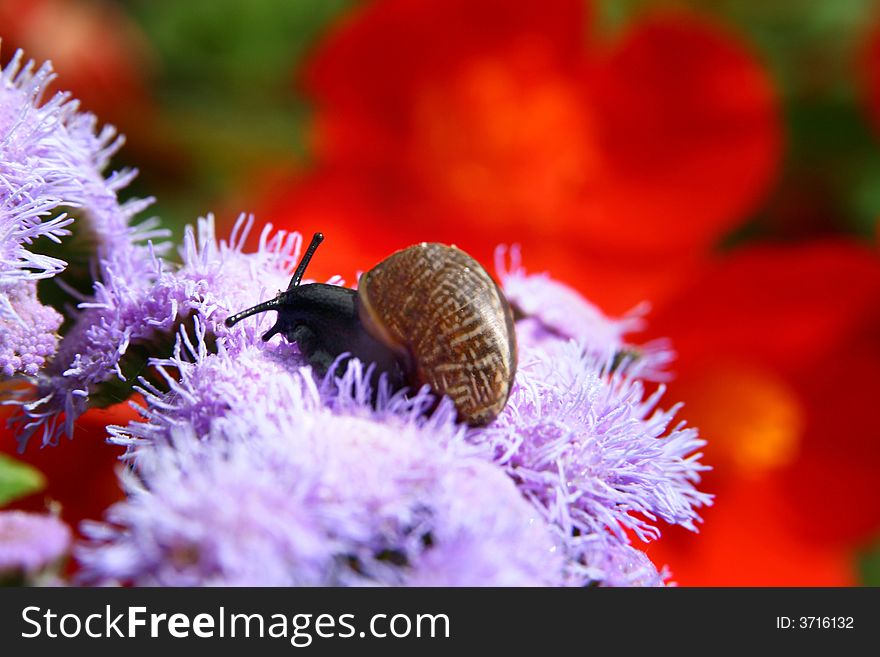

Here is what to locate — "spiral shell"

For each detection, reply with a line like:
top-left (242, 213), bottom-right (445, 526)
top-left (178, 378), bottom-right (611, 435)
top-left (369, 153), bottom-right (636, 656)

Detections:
top-left (358, 242), bottom-right (517, 426)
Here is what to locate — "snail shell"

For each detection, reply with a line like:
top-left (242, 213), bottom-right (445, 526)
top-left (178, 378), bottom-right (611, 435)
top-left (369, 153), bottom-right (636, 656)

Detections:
top-left (358, 242), bottom-right (517, 426)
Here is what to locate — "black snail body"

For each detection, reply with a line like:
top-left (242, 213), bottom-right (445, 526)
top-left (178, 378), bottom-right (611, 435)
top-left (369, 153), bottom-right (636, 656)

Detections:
top-left (225, 233), bottom-right (517, 426)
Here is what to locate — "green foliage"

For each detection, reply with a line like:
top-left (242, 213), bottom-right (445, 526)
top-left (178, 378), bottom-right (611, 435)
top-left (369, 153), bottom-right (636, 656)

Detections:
top-left (858, 538), bottom-right (880, 586)
top-left (122, 0), bottom-right (356, 239)
top-left (130, 0), bottom-right (356, 99)
top-left (0, 454), bottom-right (45, 507)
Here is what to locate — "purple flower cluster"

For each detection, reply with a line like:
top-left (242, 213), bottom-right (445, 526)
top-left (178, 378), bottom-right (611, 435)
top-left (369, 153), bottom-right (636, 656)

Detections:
top-left (3, 50), bottom-right (711, 586)
top-left (0, 511), bottom-right (71, 582)
top-left (496, 245), bottom-right (674, 380)
top-left (1, 49), bottom-right (165, 444)
top-left (80, 368), bottom-right (561, 586)
top-left (68, 215), bottom-right (708, 586)
top-left (71, 232), bottom-right (562, 586)
top-left (473, 339), bottom-right (709, 585)
top-left (13, 214), bottom-right (291, 448)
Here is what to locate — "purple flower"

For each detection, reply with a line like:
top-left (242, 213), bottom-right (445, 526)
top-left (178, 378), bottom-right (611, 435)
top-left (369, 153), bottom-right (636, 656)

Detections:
top-left (403, 460), bottom-right (565, 586)
top-left (575, 535), bottom-right (667, 587)
top-left (74, 302), bottom-right (562, 586)
top-left (497, 245), bottom-right (674, 380)
top-left (58, 214), bottom-right (706, 587)
top-left (0, 510), bottom-right (71, 580)
top-left (0, 281), bottom-right (62, 377)
top-left (78, 337), bottom-right (562, 586)
top-left (489, 246), bottom-right (711, 584)
top-left (73, 279), bottom-right (564, 586)
top-left (1, 50), bottom-right (162, 382)
top-left (10, 214), bottom-right (282, 448)
top-left (471, 338), bottom-right (711, 585)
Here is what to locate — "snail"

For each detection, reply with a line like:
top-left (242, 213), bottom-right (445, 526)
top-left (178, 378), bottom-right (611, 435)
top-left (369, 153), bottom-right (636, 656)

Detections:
top-left (225, 233), bottom-right (517, 426)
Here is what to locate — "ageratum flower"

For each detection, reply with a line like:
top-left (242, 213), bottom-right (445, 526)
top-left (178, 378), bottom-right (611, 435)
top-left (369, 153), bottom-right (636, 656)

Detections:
top-left (78, 325), bottom-right (562, 586)
top-left (9, 214), bottom-right (276, 449)
top-left (496, 244), bottom-right (674, 381)
top-left (69, 214), bottom-right (709, 586)
top-left (0, 510), bottom-right (71, 582)
top-left (489, 246), bottom-right (709, 585)
top-left (472, 338), bottom-right (710, 586)
top-left (0, 282), bottom-right (62, 377)
top-left (0, 49), bottom-right (162, 383)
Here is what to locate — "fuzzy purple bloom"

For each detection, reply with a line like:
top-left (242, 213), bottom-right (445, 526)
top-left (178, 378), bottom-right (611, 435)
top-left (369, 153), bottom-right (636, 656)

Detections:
top-left (66, 214), bottom-right (709, 587)
top-left (0, 281), bottom-right (62, 376)
top-left (71, 219), bottom-right (560, 586)
top-left (492, 246), bottom-right (711, 584)
top-left (1, 50), bottom-right (163, 382)
top-left (0, 510), bottom-right (71, 577)
top-left (471, 338), bottom-right (711, 585)
top-left (79, 340), bottom-right (561, 586)
top-left (496, 245), bottom-right (674, 380)
top-left (575, 537), bottom-right (667, 587)
top-left (10, 214), bottom-right (271, 448)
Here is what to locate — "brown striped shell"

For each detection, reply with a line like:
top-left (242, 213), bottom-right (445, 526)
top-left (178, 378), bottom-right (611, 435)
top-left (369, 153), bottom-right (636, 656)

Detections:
top-left (358, 242), bottom-right (517, 426)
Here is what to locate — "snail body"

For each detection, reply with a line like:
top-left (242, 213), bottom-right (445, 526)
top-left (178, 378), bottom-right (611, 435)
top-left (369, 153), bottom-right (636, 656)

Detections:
top-left (225, 233), bottom-right (517, 426)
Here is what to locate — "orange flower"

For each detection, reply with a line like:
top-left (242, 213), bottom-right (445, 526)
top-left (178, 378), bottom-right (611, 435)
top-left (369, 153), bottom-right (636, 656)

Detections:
top-left (643, 240), bottom-right (880, 585)
top-left (255, 0), bottom-right (781, 313)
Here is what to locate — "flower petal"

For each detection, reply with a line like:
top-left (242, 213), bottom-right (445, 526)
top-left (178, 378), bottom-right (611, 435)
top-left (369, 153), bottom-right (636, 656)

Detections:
top-left (589, 13), bottom-right (782, 253)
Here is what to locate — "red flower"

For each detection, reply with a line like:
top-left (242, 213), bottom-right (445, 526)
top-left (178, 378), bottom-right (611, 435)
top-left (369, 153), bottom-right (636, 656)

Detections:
top-left (0, 0), bottom-right (153, 126)
top-left (254, 0), bottom-right (781, 313)
top-left (643, 240), bottom-right (880, 585)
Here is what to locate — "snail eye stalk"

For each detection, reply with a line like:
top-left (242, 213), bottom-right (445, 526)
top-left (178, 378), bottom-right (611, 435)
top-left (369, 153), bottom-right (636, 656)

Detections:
top-left (224, 298), bottom-right (281, 328)
top-left (224, 232), bottom-right (325, 329)
top-left (288, 232), bottom-right (324, 290)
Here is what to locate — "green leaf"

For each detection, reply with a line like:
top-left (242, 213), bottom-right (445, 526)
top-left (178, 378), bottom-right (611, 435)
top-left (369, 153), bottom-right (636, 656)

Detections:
top-left (0, 454), bottom-right (46, 507)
